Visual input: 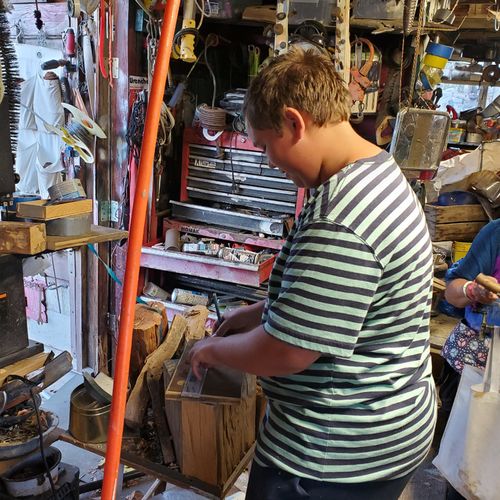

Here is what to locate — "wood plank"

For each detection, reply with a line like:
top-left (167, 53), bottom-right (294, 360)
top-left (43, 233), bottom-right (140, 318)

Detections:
top-left (0, 222), bottom-right (46, 254)
top-left (16, 199), bottom-right (93, 220)
top-left (184, 305), bottom-right (209, 341)
top-left (429, 221), bottom-right (486, 242)
top-left (181, 401), bottom-right (219, 484)
top-left (46, 225), bottom-right (128, 251)
top-left (0, 352), bottom-right (50, 386)
top-left (424, 204), bottom-right (487, 224)
top-left (430, 314), bottom-right (459, 352)
top-left (163, 360), bottom-right (182, 463)
top-left (125, 315), bottom-right (187, 428)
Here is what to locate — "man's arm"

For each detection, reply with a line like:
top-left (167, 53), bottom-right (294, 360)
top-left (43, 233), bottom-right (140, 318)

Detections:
top-left (189, 325), bottom-right (320, 378)
top-left (445, 276), bottom-right (498, 308)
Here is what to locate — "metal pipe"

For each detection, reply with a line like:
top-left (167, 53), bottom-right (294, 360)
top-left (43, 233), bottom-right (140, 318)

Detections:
top-left (100, 2), bottom-right (181, 498)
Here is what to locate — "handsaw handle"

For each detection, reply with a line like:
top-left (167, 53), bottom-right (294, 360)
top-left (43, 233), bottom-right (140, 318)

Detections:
top-left (476, 273), bottom-right (500, 294)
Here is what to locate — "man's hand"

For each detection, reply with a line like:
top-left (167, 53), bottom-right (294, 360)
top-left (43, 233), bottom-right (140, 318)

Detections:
top-left (467, 278), bottom-right (499, 305)
top-left (212, 301), bottom-right (265, 337)
top-left (188, 336), bottom-right (222, 379)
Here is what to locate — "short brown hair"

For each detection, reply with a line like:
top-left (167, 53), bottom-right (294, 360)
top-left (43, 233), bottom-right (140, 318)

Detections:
top-left (243, 48), bottom-right (351, 131)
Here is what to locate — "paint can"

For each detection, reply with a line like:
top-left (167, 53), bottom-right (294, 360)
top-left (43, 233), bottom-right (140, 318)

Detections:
top-left (171, 288), bottom-right (209, 306)
top-left (143, 282), bottom-right (170, 301)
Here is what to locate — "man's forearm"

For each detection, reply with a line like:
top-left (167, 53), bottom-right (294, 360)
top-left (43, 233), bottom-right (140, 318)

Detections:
top-left (209, 326), bottom-right (320, 376)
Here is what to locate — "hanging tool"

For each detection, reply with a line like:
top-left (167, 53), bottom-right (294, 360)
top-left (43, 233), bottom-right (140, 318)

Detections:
top-left (98, 0), bottom-right (114, 86)
top-left (248, 44), bottom-right (260, 79)
top-left (446, 104), bottom-right (458, 120)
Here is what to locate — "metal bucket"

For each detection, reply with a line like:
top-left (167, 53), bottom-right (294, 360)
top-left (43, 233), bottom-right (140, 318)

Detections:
top-left (69, 384), bottom-right (110, 443)
top-left (1, 446), bottom-right (61, 497)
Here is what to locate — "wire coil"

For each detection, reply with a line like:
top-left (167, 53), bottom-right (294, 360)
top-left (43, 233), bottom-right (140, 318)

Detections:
top-left (198, 103), bottom-right (226, 131)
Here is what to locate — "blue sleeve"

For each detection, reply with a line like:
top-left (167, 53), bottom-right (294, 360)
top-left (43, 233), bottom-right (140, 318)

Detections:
top-left (445, 220), bottom-right (500, 283)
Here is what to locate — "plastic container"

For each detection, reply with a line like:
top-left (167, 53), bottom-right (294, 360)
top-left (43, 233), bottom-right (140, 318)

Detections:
top-left (448, 127), bottom-right (466, 144)
top-left (420, 65), bottom-right (444, 89)
top-left (426, 42), bottom-right (454, 59)
top-left (453, 241), bottom-right (472, 262)
top-left (290, 0), bottom-right (335, 25)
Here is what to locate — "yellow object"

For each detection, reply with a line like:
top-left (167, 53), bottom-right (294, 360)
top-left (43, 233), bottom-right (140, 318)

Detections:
top-left (180, 19), bottom-right (196, 63)
top-left (423, 53), bottom-right (448, 69)
top-left (453, 241), bottom-right (472, 262)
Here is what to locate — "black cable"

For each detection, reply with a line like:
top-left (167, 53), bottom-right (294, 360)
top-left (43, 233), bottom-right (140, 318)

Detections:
top-left (6, 375), bottom-right (57, 498)
top-left (31, 385), bottom-right (57, 497)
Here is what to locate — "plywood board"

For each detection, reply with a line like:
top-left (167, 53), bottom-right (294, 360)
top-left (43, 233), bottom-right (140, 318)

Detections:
top-left (16, 199), bottom-right (93, 220)
top-left (0, 222), bottom-right (46, 254)
top-left (46, 225), bottom-right (128, 250)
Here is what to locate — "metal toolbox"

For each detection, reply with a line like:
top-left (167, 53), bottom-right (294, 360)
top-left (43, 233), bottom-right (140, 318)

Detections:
top-left (180, 128), bottom-right (305, 218)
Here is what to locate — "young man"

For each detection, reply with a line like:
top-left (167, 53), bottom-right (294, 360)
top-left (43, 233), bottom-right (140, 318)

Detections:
top-left (189, 48), bottom-right (436, 499)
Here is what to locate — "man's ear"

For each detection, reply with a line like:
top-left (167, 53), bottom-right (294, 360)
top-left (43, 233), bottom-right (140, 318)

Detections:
top-left (283, 107), bottom-right (306, 142)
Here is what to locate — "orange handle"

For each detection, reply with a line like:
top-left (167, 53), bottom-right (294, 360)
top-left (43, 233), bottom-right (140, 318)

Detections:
top-left (100, 1), bottom-right (181, 498)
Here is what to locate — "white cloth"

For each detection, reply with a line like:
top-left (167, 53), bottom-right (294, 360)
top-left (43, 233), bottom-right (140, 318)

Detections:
top-left (15, 72), bottom-right (64, 198)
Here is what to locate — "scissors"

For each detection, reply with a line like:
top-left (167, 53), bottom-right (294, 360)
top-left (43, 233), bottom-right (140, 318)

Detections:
top-left (248, 45), bottom-right (261, 78)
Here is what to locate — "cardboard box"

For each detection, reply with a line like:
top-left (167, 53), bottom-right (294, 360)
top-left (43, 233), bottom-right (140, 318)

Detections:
top-left (16, 199), bottom-right (93, 221)
top-left (0, 222), bottom-right (46, 254)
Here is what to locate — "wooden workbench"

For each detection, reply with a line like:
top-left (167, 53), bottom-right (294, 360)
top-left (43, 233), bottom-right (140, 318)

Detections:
top-left (430, 314), bottom-right (459, 355)
top-left (430, 313), bottom-right (459, 378)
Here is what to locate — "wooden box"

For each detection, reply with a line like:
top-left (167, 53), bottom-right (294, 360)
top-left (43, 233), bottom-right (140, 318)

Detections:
top-left (0, 222), bottom-right (46, 254)
top-left (168, 374), bottom-right (256, 487)
top-left (181, 378), bottom-right (256, 487)
top-left (424, 204), bottom-right (488, 242)
top-left (16, 199), bottom-right (93, 220)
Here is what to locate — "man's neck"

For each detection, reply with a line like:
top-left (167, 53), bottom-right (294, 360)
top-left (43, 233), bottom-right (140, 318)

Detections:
top-left (316, 122), bottom-right (382, 183)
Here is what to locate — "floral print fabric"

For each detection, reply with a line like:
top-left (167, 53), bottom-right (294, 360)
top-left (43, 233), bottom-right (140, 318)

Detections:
top-left (442, 321), bottom-right (490, 373)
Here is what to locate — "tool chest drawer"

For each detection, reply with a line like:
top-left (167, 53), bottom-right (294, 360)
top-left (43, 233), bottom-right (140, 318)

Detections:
top-left (181, 128), bottom-right (301, 215)
top-left (141, 243), bottom-right (275, 287)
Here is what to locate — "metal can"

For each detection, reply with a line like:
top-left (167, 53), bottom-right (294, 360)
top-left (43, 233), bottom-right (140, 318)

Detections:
top-left (171, 288), bottom-right (209, 306)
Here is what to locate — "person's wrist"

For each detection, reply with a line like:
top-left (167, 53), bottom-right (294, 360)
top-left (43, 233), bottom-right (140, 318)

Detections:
top-left (463, 281), bottom-right (474, 301)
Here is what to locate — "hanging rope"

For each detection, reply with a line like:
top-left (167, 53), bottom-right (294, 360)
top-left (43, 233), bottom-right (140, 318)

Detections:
top-left (408, 0), bottom-right (425, 106)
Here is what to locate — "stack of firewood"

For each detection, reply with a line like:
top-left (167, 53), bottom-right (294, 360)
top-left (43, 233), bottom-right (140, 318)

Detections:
top-left (124, 303), bottom-right (210, 465)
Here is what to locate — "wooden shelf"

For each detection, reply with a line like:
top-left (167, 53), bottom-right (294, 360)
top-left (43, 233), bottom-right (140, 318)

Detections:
top-left (46, 225), bottom-right (128, 251)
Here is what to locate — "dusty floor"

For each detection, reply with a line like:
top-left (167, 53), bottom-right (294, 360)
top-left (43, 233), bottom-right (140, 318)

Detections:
top-left (40, 373), bottom-right (449, 499)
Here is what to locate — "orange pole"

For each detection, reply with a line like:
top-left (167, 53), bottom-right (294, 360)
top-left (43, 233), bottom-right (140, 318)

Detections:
top-left (101, 2), bottom-right (181, 498)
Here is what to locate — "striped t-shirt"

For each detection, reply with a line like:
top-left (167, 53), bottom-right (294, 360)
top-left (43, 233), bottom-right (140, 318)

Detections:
top-left (257, 150), bottom-right (436, 483)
